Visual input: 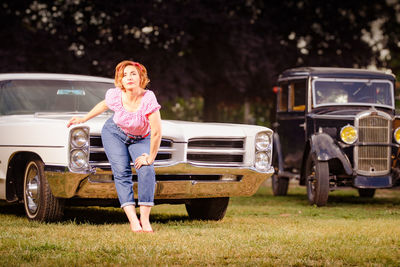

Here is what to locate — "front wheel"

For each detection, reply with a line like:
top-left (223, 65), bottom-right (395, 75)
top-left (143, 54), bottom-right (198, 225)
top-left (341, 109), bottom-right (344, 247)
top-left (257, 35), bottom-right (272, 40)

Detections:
top-left (23, 157), bottom-right (64, 222)
top-left (271, 175), bottom-right (289, 196)
top-left (305, 154), bottom-right (330, 206)
top-left (358, 188), bottom-right (376, 198)
top-left (185, 197), bottom-right (229, 220)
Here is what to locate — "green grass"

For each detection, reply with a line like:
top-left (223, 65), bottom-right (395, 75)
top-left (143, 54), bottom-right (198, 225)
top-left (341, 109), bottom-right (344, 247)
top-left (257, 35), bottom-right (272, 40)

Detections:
top-left (1, 182), bottom-right (400, 266)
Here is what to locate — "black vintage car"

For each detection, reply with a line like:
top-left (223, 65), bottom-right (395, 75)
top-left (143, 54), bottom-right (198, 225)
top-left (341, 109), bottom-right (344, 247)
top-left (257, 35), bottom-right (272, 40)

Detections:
top-left (272, 67), bottom-right (400, 206)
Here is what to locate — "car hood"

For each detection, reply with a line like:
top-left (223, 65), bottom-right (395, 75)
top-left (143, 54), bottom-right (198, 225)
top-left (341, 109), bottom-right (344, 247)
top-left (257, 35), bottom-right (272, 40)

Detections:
top-left (1, 113), bottom-right (269, 142)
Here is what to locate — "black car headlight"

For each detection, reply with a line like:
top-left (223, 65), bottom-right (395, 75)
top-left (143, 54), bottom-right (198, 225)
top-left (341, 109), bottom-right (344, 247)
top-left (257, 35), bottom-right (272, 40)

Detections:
top-left (69, 127), bottom-right (90, 172)
top-left (394, 127), bottom-right (400, 144)
top-left (340, 125), bottom-right (358, 144)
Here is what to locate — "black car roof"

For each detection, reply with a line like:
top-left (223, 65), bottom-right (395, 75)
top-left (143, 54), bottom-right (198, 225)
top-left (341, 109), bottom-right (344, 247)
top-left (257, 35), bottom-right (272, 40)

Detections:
top-left (278, 67), bottom-right (396, 81)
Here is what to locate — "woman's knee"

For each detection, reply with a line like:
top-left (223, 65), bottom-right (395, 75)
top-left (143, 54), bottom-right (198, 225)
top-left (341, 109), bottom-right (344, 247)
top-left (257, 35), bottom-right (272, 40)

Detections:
top-left (137, 165), bottom-right (155, 181)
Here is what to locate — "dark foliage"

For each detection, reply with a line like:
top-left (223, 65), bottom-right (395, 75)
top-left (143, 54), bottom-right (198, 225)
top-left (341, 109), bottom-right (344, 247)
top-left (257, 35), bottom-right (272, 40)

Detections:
top-left (0, 0), bottom-right (399, 122)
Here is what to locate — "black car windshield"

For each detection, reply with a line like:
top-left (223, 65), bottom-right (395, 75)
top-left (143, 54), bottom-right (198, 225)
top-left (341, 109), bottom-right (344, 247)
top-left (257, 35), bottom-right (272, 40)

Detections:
top-left (0, 79), bottom-right (114, 115)
top-left (312, 78), bottom-right (394, 109)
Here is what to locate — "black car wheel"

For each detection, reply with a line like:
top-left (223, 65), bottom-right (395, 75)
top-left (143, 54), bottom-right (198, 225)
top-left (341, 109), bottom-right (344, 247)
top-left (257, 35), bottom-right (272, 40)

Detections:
top-left (358, 188), bottom-right (376, 198)
top-left (306, 154), bottom-right (329, 206)
top-left (23, 157), bottom-right (64, 222)
top-left (185, 197), bottom-right (229, 220)
top-left (271, 152), bottom-right (289, 196)
top-left (271, 175), bottom-right (289, 196)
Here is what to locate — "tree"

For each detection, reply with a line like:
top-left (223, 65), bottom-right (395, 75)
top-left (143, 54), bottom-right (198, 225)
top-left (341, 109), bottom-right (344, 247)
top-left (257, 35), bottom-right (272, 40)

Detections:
top-left (1, 0), bottom-right (399, 122)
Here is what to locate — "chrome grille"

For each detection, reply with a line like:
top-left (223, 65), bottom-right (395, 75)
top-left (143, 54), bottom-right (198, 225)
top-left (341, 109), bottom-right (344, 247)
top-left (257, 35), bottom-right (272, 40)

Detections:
top-left (355, 112), bottom-right (391, 175)
top-left (89, 136), bottom-right (173, 167)
top-left (187, 138), bottom-right (245, 166)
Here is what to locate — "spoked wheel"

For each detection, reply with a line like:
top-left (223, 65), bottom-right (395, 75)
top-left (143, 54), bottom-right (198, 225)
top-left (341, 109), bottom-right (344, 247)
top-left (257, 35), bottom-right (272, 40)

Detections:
top-left (358, 188), bottom-right (376, 198)
top-left (271, 152), bottom-right (289, 196)
top-left (305, 154), bottom-right (330, 206)
top-left (23, 157), bottom-right (64, 222)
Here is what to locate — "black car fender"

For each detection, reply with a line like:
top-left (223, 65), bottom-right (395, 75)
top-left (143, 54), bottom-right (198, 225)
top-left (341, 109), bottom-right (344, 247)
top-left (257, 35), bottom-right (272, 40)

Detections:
top-left (272, 132), bottom-right (284, 173)
top-left (309, 132), bottom-right (353, 176)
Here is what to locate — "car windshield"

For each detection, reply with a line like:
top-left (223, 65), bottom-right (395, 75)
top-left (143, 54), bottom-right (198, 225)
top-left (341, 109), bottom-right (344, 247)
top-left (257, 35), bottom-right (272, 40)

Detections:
top-left (312, 78), bottom-right (394, 109)
top-left (0, 79), bottom-right (114, 115)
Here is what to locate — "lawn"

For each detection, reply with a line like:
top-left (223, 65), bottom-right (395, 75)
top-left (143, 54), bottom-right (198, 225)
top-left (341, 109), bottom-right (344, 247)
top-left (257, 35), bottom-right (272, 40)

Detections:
top-left (0, 181), bottom-right (399, 266)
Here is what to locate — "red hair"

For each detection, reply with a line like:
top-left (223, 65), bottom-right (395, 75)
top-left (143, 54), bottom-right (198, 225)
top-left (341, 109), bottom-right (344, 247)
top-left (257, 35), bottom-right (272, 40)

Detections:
top-left (114, 60), bottom-right (150, 91)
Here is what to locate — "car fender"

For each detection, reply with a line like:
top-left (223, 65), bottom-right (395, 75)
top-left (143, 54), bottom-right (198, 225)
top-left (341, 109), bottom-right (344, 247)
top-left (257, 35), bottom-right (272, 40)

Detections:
top-left (310, 133), bottom-right (353, 175)
top-left (273, 132), bottom-right (284, 173)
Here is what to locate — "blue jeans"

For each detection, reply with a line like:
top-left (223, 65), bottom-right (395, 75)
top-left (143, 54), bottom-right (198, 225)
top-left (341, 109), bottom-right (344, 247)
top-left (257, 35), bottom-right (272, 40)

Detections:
top-left (101, 117), bottom-right (156, 208)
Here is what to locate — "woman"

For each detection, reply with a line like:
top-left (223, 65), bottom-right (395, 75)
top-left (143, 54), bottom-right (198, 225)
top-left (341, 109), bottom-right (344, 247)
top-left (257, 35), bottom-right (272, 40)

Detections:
top-left (67, 60), bottom-right (162, 233)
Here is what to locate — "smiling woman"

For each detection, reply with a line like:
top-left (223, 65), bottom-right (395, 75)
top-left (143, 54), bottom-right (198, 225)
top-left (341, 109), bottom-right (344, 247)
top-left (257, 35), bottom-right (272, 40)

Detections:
top-left (67, 60), bottom-right (162, 233)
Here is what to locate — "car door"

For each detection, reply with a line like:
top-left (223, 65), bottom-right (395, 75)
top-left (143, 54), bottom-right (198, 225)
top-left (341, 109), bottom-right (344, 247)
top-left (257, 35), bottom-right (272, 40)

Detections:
top-left (275, 79), bottom-right (307, 173)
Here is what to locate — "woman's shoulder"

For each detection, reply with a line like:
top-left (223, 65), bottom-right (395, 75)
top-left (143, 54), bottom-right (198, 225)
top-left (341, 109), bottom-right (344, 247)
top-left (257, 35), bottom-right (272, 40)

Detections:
top-left (106, 87), bottom-right (121, 96)
top-left (142, 90), bottom-right (161, 114)
top-left (143, 89), bottom-right (157, 100)
top-left (106, 87), bottom-right (122, 99)
top-left (105, 88), bottom-right (122, 109)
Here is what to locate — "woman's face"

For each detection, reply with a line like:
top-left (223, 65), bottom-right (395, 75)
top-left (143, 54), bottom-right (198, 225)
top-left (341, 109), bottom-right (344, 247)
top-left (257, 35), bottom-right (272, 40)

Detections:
top-left (122, 65), bottom-right (141, 90)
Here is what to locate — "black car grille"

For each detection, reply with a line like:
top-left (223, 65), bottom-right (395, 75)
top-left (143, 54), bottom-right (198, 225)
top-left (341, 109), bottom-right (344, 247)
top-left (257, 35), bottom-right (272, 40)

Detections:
top-left (355, 113), bottom-right (391, 175)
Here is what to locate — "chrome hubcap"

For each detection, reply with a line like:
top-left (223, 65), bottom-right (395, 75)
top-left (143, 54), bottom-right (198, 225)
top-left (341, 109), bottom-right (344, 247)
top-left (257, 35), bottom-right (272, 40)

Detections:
top-left (25, 164), bottom-right (40, 214)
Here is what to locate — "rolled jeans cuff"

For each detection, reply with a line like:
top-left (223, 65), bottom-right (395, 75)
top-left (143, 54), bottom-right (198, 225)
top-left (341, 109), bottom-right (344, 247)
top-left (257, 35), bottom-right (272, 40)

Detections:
top-left (138, 202), bottom-right (154, 207)
top-left (120, 202), bottom-right (136, 208)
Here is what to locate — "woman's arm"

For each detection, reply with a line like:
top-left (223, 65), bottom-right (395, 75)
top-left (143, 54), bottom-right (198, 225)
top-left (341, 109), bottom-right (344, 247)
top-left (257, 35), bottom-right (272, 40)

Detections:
top-left (67, 100), bottom-right (109, 128)
top-left (134, 110), bottom-right (162, 169)
top-left (146, 110), bottom-right (162, 164)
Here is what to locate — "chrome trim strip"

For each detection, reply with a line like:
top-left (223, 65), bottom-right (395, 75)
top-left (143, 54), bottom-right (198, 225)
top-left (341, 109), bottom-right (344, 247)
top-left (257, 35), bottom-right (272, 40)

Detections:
top-left (187, 148), bottom-right (245, 154)
top-left (0, 145), bottom-right (64, 148)
top-left (90, 147), bottom-right (176, 153)
top-left (278, 76), bottom-right (309, 82)
top-left (187, 162), bottom-right (245, 167)
top-left (308, 114), bottom-right (357, 119)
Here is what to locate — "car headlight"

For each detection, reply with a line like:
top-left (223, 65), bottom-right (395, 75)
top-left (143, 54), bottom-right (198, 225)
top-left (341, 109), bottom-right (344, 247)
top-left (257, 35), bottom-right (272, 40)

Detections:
top-left (69, 127), bottom-right (90, 172)
top-left (71, 128), bottom-right (89, 148)
top-left (340, 125), bottom-right (358, 144)
top-left (255, 152), bottom-right (271, 172)
top-left (70, 149), bottom-right (89, 169)
top-left (255, 132), bottom-right (271, 151)
top-left (394, 127), bottom-right (400, 144)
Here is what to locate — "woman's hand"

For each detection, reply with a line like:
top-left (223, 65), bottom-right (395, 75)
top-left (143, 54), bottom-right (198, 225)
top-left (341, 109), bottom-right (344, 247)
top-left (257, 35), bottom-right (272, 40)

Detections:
top-left (134, 153), bottom-right (151, 169)
top-left (66, 100), bottom-right (109, 128)
top-left (67, 116), bottom-right (86, 128)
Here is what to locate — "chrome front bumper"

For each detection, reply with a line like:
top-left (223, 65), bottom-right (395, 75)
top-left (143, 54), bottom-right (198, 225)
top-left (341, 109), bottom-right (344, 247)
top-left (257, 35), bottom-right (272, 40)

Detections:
top-left (45, 163), bottom-right (273, 199)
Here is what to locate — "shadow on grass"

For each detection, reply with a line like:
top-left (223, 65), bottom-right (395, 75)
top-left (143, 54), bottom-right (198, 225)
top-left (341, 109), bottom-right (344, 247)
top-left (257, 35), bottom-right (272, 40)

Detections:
top-left (0, 202), bottom-right (190, 225)
top-left (235, 186), bottom-right (400, 208)
top-left (327, 194), bottom-right (400, 206)
top-left (267, 193), bottom-right (400, 207)
top-left (63, 206), bottom-right (190, 225)
top-left (0, 202), bottom-right (26, 217)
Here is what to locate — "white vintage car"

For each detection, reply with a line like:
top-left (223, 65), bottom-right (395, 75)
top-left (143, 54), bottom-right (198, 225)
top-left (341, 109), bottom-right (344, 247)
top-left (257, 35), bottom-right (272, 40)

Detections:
top-left (0, 73), bottom-right (273, 222)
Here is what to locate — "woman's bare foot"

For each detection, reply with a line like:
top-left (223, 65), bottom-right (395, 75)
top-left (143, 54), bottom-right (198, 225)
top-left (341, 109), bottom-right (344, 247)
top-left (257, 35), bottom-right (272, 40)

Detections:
top-left (139, 205), bottom-right (153, 232)
top-left (130, 221), bottom-right (143, 233)
top-left (140, 219), bottom-right (153, 232)
top-left (123, 205), bottom-right (143, 233)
